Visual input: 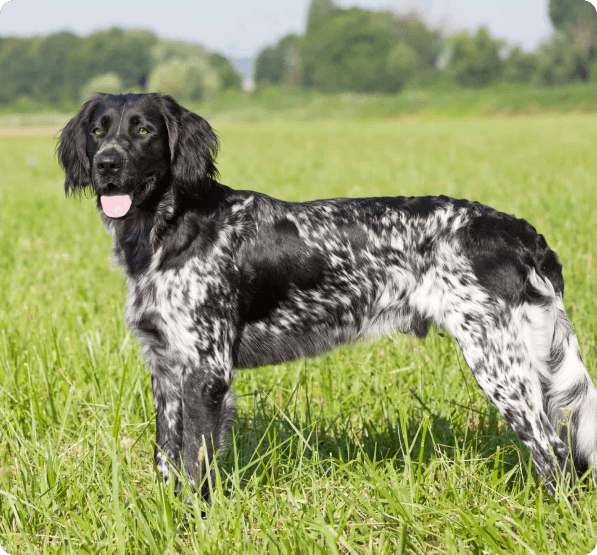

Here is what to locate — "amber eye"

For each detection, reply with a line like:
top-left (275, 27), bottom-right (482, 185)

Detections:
top-left (138, 128), bottom-right (149, 135)
top-left (93, 129), bottom-right (102, 136)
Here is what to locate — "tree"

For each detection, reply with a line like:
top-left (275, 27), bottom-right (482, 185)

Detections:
top-left (72, 28), bottom-right (157, 93)
top-left (533, 35), bottom-right (589, 85)
top-left (254, 34), bottom-right (301, 86)
top-left (447, 27), bottom-right (505, 87)
top-left (0, 37), bottom-right (39, 102)
top-left (209, 53), bottom-right (242, 90)
top-left (0, 28), bottom-right (235, 106)
top-left (306, 0), bottom-right (337, 32)
top-left (391, 12), bottom-right (443, 69)
top-left (549, 0), bottom-right (597, 80)
top-left (150, 39), bottom-right (209, 67)
top-left (503, 46), bottom-right (538, 83)
top-left (549, 0), bottom-right (597, 33)
top-left (301, 8), bottom-right (439, 93)
top-left (254, 47), bottom-right (282, 85)
top-left (30, 32), bottom-right (82, 103)
top-left (386, 42), bottom-right (420, 91)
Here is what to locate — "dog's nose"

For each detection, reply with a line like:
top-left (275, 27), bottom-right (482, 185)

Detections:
top-left (96, 153), bottom-right (122, 176)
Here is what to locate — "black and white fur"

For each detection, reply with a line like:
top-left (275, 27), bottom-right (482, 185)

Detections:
top-left (58, 93), bottom-right (597, 498)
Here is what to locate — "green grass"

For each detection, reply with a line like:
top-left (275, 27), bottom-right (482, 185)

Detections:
top-left (193, 82), bottom-right (597, 123)
top-left (3, 81), bottom-right (597, 128)
top-left (0, 114), bottom-right (596, 554)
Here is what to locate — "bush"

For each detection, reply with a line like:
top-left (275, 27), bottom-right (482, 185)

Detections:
top-left (386, 42), bottom-right (420, 92)
top-left (503, 47), bottom-right (538, 83)
top-left (447, 27), bottom-right (505, 87)
top-left (533, 36), bottom-right (590, 85)
top-left (79, 72), bottom-right (123, 102)
top-left (147, 58), bottom-right (220, 101)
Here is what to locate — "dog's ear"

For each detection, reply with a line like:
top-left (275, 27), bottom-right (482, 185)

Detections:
top-left (57, 94), bottom-right (107, 196)
top-left (156, 94), bottom-right (219, 197)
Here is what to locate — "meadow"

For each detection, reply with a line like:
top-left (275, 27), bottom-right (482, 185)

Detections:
top-left (0, 113), bottom-right (596, 554)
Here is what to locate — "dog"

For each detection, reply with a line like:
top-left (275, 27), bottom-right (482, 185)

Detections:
top-left (58, 93), bottom-right (597, 499)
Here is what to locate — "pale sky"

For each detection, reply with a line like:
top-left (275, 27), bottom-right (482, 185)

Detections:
top-left (0, 0), bottom-right (555, 59)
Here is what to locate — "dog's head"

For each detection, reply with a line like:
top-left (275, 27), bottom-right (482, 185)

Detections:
top-left (57, 93), bottom-right (219, 218)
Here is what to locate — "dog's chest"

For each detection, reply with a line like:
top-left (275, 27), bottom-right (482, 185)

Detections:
top-left (124, 262), bottom-right (206, 359)
top-left (123, 253), bottom-right (237, 367)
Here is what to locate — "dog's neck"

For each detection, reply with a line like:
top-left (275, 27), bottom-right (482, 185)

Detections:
top-left (102, 180), bottom-right (231, 278)
top-left (103, 209), bottom-right (157, 278)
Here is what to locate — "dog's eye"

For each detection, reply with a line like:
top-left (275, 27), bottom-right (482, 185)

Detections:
top-left (93, 129), bottom-right (102, 136)
top-left (138, 128), bottom-right (149, 135)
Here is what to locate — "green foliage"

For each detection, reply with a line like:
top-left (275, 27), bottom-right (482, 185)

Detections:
top-left (150, 39), bottom-right (208, 67)
top-left (590, 56), bottom-right (597, 82)
top-left (503, 47), bottom-right (538, 83)
top-left (147, 39), bottom-right (241, 98)
top-left (209, 53), bottom-right (243, 91)
top-left (301, 8), bottom-right (440, 93)
top-left (0, 29), bottom-right (241, 106)
top-left (147, 58), bottom-right (219, 101)
top-left (548, 0), bottom-right (597, 81)
top-left (447, 27), bottom-right (505, 87)
top-left (549, 0), bottom-right (597, 32)
top-left (5, 0), bottom-right (597, 107)
top-left (29, 32), bottom-right (82, 103)
top-left (254, 34), bottom-right (301, 86)
top-left (254, 47), bottom-right (281, 85)
top-left (79, 73), bottom-right (124, 103)
top-left (534, 35), bottom-right (591, 85)
top-left (0, 37), bottom-right (40, 103)
top-left (72, 28), bottom-right (158, 91)
top-left (0, 28), bottom-right (156, 105)
top-left (386, 42), bottom-right (420, 92)
top-left (306, 0), bottom-right (338, 32)
top-left (392, 13), bottom-right (444, 69)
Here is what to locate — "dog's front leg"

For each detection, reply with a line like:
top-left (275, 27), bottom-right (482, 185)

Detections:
top-left (151, 363), bottom-right (184, 487)
top-left (180, 348), bottom-right (235, 501)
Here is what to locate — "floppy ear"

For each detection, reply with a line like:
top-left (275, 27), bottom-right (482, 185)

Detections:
top-left (57, 94), bottom-right (107, 196)
top-left (155, 94), bottom-right (220, 198)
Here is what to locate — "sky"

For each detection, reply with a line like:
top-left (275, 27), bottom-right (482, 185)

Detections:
top-left (0, 0), bottom-right (555, 61)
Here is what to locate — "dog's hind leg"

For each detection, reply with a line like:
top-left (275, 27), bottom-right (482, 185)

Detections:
top-left (418, 270), bottom-right (575, 492)
top-left (529, 273), bottom-right (597, 481)
top-left (455, 319), bottom-right (572, 493)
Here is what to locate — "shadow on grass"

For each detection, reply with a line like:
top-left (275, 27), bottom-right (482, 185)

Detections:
top-left (222, 387), bottom-right (527, 495)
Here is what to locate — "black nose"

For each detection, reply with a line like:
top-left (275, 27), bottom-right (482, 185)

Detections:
top-left (96, 153), bottom-right (122, 176)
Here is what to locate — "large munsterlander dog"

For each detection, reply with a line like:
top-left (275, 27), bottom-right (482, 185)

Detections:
top-left (58, 93), bottom-right (597, 499)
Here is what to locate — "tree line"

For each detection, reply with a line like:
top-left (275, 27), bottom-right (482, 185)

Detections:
top-left (255, 0), bottom-right (597, 92)
top-left (1, 0), bottom-right (595, 107)
top-left (0, 28), bottom-right (242, 106)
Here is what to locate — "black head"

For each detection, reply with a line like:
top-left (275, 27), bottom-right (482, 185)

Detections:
top-left (57, 93), bottom-right (219, 219)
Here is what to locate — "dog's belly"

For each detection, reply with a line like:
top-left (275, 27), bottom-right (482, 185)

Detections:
top-left (232, 280), bottom-right (429, 369)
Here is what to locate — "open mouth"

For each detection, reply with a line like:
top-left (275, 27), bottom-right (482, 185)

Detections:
top-left (100, 192), bottom-right (132, 218)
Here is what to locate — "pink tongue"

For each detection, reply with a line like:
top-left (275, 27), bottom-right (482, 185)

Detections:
top-left (100, 195), bottom-right (132, 218)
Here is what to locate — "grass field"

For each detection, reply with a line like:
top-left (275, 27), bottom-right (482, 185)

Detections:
top-left (3, 81), bottom-right (597, 128)
top-left (0, 114), bottom-right (596, 554)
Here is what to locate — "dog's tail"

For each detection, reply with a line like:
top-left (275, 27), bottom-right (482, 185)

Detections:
top-left (526, 270), bottom-right (597, 478)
